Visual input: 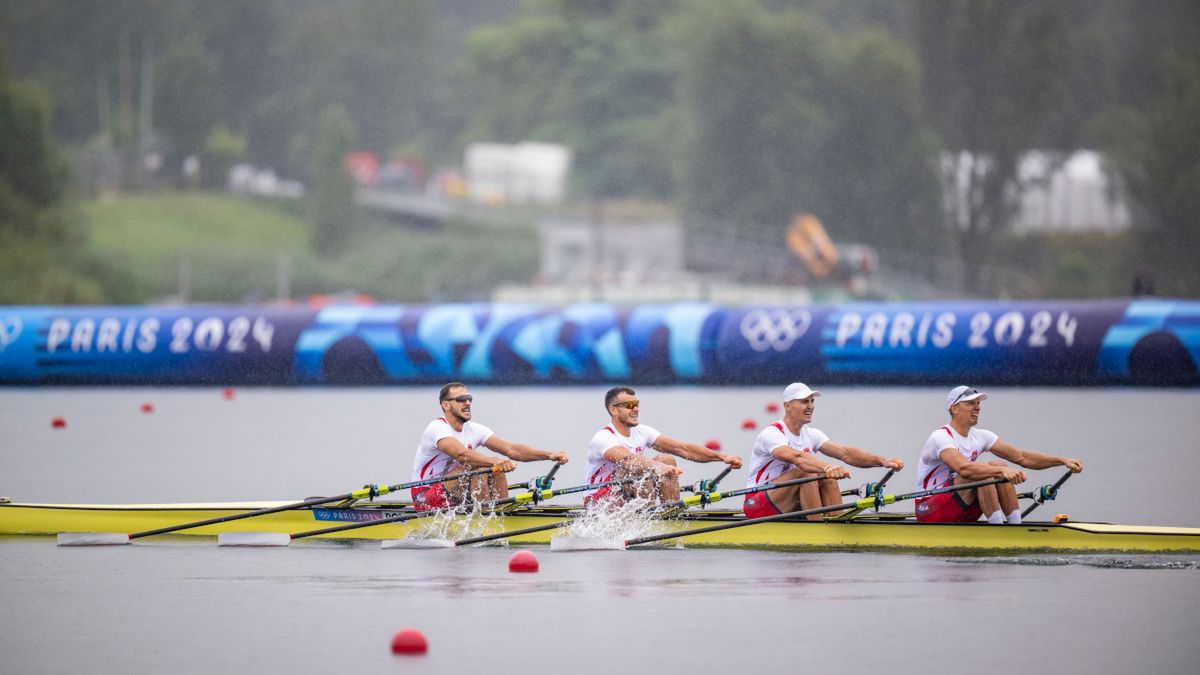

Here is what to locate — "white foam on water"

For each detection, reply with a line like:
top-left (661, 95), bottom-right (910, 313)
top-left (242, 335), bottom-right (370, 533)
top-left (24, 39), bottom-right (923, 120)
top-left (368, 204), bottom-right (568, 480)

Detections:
top-left (557, 497), bottom-right (672, 543)
top-left (381, 538), bottom-right (455, 549)
top-left (549, 535), bottom-right (625, 552)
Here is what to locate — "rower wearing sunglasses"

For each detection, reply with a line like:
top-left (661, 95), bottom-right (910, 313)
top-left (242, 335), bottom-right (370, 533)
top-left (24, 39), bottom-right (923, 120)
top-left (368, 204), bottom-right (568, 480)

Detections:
top-left (585, 386), bottom-right (743, 508)
top-left (915, 386), bottom-right (1083, 524)
top-left (410, 382), bottom-right (568, 511)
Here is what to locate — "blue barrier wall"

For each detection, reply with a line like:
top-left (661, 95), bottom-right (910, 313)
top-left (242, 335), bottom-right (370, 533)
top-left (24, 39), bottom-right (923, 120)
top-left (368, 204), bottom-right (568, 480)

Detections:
top-left (0, 300), bottom-right (1196, 385)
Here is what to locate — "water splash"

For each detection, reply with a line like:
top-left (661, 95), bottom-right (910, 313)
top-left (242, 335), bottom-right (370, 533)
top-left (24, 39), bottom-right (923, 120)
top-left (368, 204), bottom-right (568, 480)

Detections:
top-left (403, 500), bottom-right (505, 543)
top-left (558, 497), bottom-right (670, 542)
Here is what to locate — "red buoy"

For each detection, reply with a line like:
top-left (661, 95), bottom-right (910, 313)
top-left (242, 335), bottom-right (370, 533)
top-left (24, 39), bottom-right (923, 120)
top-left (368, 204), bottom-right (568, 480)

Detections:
top-left (222, 387), bottom-right (235, 401)
top-left (51, 417), bottom-right (67, 429)
top-left (390, 628), bottom-right (428, 654)
top-left (741, 418), bottom-right (757, 430)
top-left (704, 439), bottom-right (722, 451)
top-left (508, 549), bottom-right (539, 573)
top-left (765, 402), bottom-right (780, 413)
top-left (140, 402), bottom-right (154, 413)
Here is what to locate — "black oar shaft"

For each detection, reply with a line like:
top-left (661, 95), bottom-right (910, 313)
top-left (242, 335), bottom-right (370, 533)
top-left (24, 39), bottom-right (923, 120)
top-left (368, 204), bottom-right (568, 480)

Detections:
top-left (454, 473), bottom-right (826, 546)
top-left (128, 467), bottom-right (499, 539)
top-left (625, 476), bottom-right (1003, 547)
top-left (1021, 469), bottom-right (1074, 518)
top-left (293, 478), bottom-right (632, 541)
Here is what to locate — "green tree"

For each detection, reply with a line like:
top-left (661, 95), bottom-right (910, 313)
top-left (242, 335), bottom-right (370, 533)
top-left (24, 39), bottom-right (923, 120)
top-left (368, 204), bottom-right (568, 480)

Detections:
top-left (153, 37), bottom-right (222, 158)
top-left (676, 1), bottom-right (940, 258)
top-left (0, 53), bottom-right (102, 303)
top-left (913, 0), bottom-right (1071, 295)
top-left (453, 0), bottom-right (679, 199)
top-left (1100, 53), bottom-right (1200, 297)
top-left (311, 105), bottom-right (356, 258)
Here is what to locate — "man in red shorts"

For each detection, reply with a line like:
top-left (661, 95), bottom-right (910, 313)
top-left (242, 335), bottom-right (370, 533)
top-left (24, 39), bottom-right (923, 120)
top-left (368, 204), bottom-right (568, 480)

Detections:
top-left (742, 382), bottom-right (904, 520)
top-left (914, 386), bottom-right (1083, 524)
top-left (584, 386), bottom-right (742, 508)
top-left (410, 382), bottom-right (568, 511)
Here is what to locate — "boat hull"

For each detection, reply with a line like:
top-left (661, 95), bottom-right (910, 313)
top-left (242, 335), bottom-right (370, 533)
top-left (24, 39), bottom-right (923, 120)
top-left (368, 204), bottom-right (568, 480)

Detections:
top-left (2, 500), bottom-right (1198, 553)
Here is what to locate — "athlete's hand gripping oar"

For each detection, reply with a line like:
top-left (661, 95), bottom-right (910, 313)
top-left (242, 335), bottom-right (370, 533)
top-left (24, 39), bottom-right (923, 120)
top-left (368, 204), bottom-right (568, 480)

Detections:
top-left (1020, 469), bottom-right (1073, 518)
top-left (224, 476), bottom-right (629, 547)
top-left (623, 475), bottom-right (1005, 549)
top-left (55, 466), bottom-right (505, 547)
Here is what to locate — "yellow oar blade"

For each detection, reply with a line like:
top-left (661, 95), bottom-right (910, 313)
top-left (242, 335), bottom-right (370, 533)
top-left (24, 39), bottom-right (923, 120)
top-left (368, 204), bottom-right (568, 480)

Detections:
top-left (217, 532), bottom-right (290, 547)
top-left (549, 536), bottom-right (625, 552)
top-left (57, 532), bottom-right (131, 546)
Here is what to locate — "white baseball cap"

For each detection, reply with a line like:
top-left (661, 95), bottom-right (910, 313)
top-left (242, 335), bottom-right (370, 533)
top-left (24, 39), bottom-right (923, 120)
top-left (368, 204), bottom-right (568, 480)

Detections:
top-left (783, 382), bottom-right (822, 401)
top-left (947, 385), bottom-right (987, 407)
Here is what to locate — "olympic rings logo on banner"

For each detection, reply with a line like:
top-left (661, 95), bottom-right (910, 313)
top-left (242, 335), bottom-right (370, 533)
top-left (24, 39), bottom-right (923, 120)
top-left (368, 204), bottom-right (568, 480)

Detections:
top-left (0, 316), bottom-right (21, 353)
top-left (739, 309), bottom-right (812, 352)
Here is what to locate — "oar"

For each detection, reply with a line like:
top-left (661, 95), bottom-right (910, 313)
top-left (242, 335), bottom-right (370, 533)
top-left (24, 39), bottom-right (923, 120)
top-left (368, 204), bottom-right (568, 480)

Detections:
top-left (454, 470), bottom-right (826, 548)
top-left (507, 461), bottom-right (563, 492)
top-left (623, 475), bottom-right (1005, 549)
top-left (682, 465), bottom-right (734, 495)
top-left (55, 466), bottom-right (504, 547)
top-left (1020, 469), bottom-right (1073, 518)
top-left (222, 476), bottom-right (633, 547)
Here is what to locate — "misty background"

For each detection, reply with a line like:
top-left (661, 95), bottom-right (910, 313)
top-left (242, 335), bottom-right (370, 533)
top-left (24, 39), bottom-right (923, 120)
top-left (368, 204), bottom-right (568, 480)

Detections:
top-left (1, 0), bottom-right (1197, 306)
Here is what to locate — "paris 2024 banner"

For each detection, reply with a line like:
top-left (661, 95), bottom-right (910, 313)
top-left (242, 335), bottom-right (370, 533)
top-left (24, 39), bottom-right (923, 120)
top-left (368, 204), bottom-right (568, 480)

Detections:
top-left (0, 300), bottom-right (1196, 386)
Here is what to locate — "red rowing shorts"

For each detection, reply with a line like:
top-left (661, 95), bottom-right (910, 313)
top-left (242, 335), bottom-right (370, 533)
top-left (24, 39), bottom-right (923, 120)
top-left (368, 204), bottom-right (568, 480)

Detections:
top-left (584, 485), bottom-right (626, 510)
top-left (742, 490), bottom-right (782, 519)
top-left (412, 484), bottom-right (455, 511)
top-left (915, 490), bottom-right (982, 523)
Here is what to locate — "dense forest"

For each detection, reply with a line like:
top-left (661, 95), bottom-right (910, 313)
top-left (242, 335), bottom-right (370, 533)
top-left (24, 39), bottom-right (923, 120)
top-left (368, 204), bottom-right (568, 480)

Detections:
top-left (1, 0), bottom-right (1198, 302)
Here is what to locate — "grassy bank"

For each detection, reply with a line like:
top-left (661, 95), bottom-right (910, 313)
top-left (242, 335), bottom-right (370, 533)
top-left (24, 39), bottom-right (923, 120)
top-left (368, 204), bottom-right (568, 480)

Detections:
top-left (78, 191), bottom-right (540, 303)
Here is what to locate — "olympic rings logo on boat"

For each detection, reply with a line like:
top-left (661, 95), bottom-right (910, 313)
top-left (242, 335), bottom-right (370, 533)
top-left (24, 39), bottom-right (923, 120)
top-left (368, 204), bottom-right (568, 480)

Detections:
top-left (739, 309), bottom-right (812, 352)
top-left (0, 316), bottom-right (21, 352)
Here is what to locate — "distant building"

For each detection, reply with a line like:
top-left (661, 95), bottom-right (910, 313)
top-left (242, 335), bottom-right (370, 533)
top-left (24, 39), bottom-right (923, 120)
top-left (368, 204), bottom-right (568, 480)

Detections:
top-left (464, 142), bottom-right (571, 205)
top-left (946, 150), bottom-right (1131, 234)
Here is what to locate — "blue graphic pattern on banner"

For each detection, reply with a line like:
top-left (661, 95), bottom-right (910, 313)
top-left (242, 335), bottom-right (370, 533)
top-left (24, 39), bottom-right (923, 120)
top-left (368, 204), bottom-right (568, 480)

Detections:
top-left (0, 300), bottom-right (1196, 385)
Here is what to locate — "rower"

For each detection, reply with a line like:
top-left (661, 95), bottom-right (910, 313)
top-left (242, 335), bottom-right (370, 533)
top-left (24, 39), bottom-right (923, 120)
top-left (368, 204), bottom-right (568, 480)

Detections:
top-left (585, 386), bottom-right (742, 508)
top-left (411, 382), bottom-right (568, 511)
top-left (914, 386), bottom-right (1084, 524)
top-left (743, 383), bottom-right (905, 521)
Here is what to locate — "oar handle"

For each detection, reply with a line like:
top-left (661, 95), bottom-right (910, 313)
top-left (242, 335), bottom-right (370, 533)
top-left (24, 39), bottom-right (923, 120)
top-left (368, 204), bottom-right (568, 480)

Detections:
top-left (509, 460), bottom-right (565, 491)
top-left (1021, 468), bottom-right (1074, 518)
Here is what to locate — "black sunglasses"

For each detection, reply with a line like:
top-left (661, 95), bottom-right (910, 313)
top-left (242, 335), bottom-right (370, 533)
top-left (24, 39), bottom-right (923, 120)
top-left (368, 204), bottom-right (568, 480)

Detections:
top-left (442, 395), bottom-right (473, 403)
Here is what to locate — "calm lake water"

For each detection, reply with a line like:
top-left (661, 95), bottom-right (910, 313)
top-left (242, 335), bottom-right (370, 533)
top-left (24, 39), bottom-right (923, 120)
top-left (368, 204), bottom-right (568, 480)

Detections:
top-left (2, 387), bottom-right (1199, 674)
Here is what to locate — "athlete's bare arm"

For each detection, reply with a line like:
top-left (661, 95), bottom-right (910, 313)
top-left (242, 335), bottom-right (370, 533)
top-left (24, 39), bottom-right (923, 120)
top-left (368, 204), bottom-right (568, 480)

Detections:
top-left (483, 436), bottom-right (569, 465)
top-left (651, 434), bottom-right (743, 468)
top-left (436, 437), bottom-right (517, 472)
top-left (603, 445), bottom-right (683, 478)
top-left (938, 448), bottom-right (1025, 483)
top-left (819, 441), bottom-right (904, 471)
top-left (989, 441), bottom-right (1082, 472)
top-left (770, 446), bottom-right (850, 479)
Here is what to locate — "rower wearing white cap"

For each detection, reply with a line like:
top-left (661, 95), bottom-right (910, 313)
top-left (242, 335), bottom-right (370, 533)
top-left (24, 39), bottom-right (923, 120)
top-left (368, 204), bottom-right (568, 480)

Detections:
top-left (914, 386), bottom-right (1084, 524)
top-left (743, 383), bottom-right (904, 521)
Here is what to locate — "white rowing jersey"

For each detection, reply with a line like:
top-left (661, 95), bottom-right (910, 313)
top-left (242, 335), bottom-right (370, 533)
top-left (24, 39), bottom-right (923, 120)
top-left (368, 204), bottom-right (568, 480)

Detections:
top-left (585, 424), bottom-right (661, 484)
top-left (411, 417), bottom-right (495, 481)
top-left (916, 425), bottom-right (999, 493)
top-left (746, 421), bottom-right (830, 488)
